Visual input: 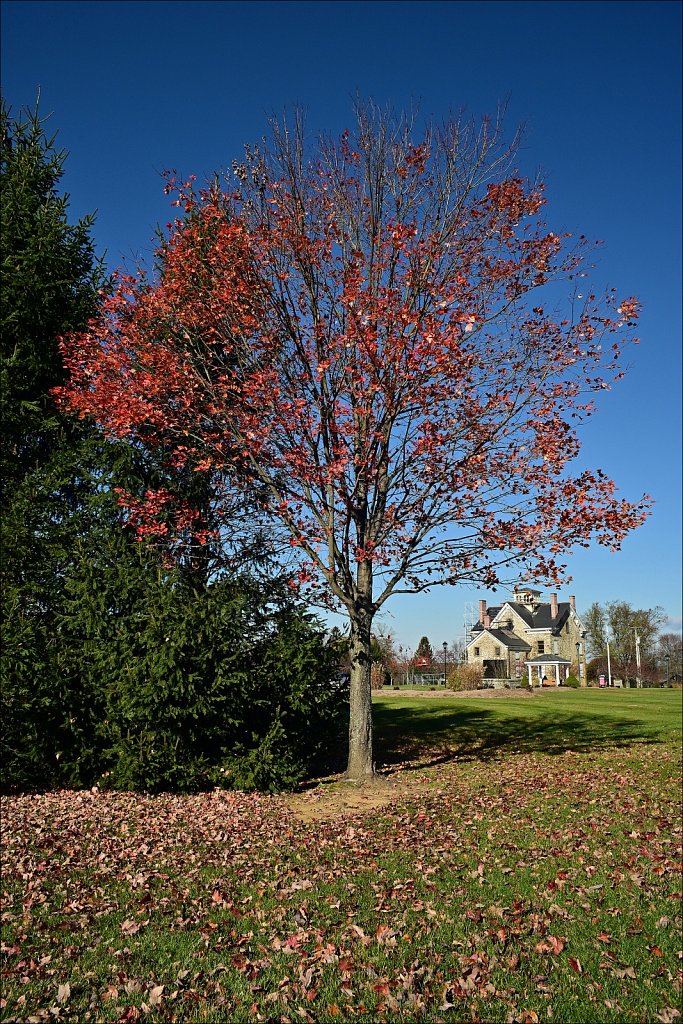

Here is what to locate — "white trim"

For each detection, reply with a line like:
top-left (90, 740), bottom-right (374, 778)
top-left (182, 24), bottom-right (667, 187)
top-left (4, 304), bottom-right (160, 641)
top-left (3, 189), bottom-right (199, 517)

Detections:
top-left (491, 602), bottom-right (526, 622)
top-left (570, 609), bottom-right (586, 633)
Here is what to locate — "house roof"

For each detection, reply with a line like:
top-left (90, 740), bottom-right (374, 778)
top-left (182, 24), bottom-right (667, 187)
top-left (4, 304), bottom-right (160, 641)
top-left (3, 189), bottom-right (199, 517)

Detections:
top-left (467, 628), bottom-right (531, 652)
top-left (472, 600), bottom-right (573, 634)
top-left (526, 603), bottom-right (572, 630)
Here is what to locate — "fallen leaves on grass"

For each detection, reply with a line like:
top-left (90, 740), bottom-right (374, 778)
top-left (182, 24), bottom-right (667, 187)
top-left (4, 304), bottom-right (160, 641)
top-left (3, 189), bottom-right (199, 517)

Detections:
top-left (1, 743), bottom-right (681, 1022)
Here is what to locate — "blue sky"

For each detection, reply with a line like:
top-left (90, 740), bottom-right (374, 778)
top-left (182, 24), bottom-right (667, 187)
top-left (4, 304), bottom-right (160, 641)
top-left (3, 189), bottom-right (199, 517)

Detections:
top-left (2, 0), bottom-right (681, 650)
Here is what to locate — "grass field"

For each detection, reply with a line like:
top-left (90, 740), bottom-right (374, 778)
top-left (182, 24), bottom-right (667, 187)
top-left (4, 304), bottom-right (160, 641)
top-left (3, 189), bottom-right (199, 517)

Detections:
top-left (1, 689), bottom-right (681, 1023)
top-left (372, 688), bottom-right (682, 768)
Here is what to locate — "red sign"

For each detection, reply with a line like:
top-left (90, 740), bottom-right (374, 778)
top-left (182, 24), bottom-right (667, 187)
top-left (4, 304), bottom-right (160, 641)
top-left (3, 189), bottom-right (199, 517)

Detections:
top-left (415, 656), bottom-right (430, 668)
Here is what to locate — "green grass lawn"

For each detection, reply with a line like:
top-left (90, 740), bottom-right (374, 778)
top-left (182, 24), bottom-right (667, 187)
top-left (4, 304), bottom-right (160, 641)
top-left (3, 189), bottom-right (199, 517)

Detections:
top-left (1, 690), bottom-right (681, 1023)
top-left (372, 688), bottom-right (682, 768)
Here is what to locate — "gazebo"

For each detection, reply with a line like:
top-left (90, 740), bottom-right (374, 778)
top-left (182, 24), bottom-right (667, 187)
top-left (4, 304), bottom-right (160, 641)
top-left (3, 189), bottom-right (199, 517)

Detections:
top-left (525, 654), bottom-right (572, 687)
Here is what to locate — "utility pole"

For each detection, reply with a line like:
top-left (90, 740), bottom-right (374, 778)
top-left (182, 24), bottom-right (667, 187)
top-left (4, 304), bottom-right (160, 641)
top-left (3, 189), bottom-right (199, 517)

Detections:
top-left (635, 630), bottom-right (642, 688)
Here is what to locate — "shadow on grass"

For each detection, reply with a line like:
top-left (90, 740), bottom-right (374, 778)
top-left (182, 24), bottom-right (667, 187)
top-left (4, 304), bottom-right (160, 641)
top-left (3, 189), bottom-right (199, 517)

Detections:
top-left (371, 703), bottom-right (662, 773)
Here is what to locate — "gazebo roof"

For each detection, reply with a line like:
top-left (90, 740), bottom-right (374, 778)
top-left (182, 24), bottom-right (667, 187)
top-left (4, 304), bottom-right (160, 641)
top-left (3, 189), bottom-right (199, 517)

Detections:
top-left (525, 655), bottom-right (572, 665)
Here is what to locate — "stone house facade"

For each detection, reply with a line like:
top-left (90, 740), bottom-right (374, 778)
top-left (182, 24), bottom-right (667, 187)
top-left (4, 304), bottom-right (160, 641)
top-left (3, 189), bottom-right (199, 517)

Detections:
top-left (466, 587), bottom-right (586, 685)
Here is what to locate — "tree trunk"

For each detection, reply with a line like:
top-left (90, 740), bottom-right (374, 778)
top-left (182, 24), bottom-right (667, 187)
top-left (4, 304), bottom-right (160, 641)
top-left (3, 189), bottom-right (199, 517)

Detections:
top-left (346, 597), bottom-right (374, 783)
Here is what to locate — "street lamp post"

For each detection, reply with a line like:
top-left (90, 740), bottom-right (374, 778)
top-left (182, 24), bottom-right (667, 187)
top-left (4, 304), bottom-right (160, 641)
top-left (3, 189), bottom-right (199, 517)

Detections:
top-left (575, 641), bottom-right (581, 683)
top-left (443, 642), bottom-right (448, 687)
top-left (665, 653), bottom-right (670, 688)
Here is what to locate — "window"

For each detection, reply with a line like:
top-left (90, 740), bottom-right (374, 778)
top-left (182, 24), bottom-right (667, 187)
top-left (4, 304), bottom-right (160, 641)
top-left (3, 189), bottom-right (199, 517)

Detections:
top-left (474, 647), bottom-right (480, 657)
top-left (495, 646), bottom-right (501, 657)
top-left (538, 641), bottom-right (545, 654)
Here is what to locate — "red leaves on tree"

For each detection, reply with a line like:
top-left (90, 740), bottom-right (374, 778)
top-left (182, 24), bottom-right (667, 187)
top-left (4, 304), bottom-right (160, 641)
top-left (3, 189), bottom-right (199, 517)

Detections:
top-left (55, 115), bottom-right (649, 615)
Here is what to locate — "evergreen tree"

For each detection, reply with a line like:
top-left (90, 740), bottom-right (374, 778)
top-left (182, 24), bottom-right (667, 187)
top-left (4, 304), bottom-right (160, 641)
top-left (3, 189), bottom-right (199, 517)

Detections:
top-left (0, 100), bottom-right (344, 794)
top-left (415, 636), bottom-right (434, 664)
top-left (0, 98), bottom-right (102, 495)
top-left (0, 99), bottom-right (105, 788)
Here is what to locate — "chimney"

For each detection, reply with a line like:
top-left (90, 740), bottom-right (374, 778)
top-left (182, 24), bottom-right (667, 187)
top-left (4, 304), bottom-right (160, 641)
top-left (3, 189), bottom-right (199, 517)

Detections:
top-left (479, 599), bottom-right (487, 624)
top-left (484, 614), bottom-right (490, 628)
top-left (569, 595), bottom-right (576, 610)
top-left (550, 593), bottom-right (558, 619)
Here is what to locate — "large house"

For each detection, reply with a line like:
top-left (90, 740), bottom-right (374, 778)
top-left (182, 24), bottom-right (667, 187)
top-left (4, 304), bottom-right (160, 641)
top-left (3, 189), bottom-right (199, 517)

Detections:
top-left (466, 587), bottom-right (586, 686)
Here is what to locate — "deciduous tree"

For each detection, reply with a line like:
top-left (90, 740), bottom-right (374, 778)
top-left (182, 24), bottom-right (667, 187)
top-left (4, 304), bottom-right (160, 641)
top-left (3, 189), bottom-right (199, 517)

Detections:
top-left (583, 602), bottom-right (608, 659)
top-left (584, 600), bottom-right (666, 680)
top-left (57, 104), bottom-right (650, 781)
top-left (658, 632), bottom-right (682, 681)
